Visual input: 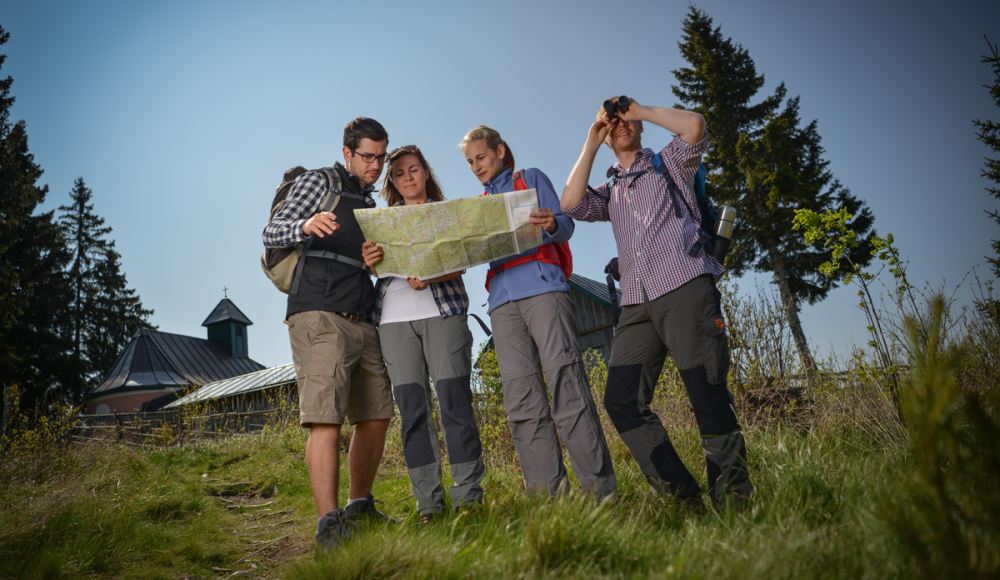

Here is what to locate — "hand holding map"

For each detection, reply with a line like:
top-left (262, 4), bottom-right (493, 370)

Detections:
top-left (354, 189), bottom-right (543, 279)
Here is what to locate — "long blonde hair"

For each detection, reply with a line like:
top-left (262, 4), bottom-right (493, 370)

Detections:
top-left (457, 125), bottom-right (515, 172)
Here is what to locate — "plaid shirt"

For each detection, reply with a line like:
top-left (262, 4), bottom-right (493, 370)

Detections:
top-left (370, 199), bottom-right (470, 326)
top-left (565, 135), bottom-right (724, 306)
top-left (261, 165), bottom-right (376, 249)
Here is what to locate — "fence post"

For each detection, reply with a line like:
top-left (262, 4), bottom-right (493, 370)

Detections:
top-left (114, 410), bottom-right (124, 443)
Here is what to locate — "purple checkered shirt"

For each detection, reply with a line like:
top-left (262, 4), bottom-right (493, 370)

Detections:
top-left (565, 135), bottom-right (723, 306)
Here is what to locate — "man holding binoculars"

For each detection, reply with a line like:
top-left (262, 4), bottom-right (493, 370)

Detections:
top-left (560, 96), bottom-right (752, 508)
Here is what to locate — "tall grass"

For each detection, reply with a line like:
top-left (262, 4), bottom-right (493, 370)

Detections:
top-left (3, 277), bottom-right (999, 578)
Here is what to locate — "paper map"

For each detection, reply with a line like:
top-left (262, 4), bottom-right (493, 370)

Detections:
top-left (354, 189), bottom-right (542, 279)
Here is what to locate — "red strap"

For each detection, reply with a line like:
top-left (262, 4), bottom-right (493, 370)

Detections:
top-left (484, 170), bottom-right (555, 291)
top-left (485, 244), bottom-right (561, 290)
top-left (481, 169), bottom-right (524, 196)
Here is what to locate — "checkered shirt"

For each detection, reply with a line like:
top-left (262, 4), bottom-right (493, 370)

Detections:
top-left (261, 166), bottom-right (376, 249)
top-left (369, 199), bottom-right (470, 326)
top-left (565, 135), bottom-right (724, 306)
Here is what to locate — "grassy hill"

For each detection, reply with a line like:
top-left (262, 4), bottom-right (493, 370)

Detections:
top-left (2, 294), bottom-right (998, 579)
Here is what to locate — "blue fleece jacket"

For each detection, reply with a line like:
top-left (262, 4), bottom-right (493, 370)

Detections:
top-left (483, 167), bottom-right (574, 314)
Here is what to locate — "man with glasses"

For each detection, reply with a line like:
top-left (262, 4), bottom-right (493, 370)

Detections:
top-left (262, 117), bottom-right (395, 553)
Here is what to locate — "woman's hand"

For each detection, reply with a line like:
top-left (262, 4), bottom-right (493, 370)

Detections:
top-left (362, 241), bottom-right (383, 275)
top-left (407, 276), bottom-right (430, 291)
top-left (529, 208), bottom-right (558, 233)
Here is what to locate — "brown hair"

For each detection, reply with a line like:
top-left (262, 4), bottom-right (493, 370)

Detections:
top-left (343, 117), bottom-right (388, 151)
top-left (457, 125), bottom-right (515, 172)
top-left (380, 145), bottom-right (446, 206)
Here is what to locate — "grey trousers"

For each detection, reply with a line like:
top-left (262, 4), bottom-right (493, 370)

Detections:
top-left (605, 275), bottom-right (752, 501)
top-left (378, 314), bottom-right (485, 515)
top-left (491, 291), bottom-right (617, 498)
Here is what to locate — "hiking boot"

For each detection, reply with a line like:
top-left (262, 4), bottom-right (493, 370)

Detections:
top-left (713, 492), bottom-right (752, 512)
top-left (344, 493), bottom-right (398, 524)
top-left (315, 508), bottom-right (353, 555)
top-left (420, 512), bottom-right (435, 525)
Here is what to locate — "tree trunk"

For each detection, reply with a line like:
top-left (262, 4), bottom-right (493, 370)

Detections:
top-left (762, 235), bottom-right (818, 385)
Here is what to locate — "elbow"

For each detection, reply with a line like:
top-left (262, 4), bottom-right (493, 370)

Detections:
top-left (691, 113), bottom-right (706, 142)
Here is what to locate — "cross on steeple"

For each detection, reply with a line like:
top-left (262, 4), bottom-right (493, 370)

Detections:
top-left (223, 286), bottom-right (229, 299)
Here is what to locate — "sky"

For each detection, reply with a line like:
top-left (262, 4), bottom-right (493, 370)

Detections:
top-left (3, 0), bottom-right (1000, 371)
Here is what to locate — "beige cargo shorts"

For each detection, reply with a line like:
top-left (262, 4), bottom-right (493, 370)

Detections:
top-left (287, 310), bottom-right (394, 426)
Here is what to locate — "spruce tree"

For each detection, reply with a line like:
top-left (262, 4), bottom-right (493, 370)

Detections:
top-left (0, 26), bottom-right (74, 410)
top-left (975, 36), bottom-right (1000, 277)
top-left (672, 7), bottom-right (875, 380)
top-left (85, 247), bottom-right (153, 385)
top-left (57, 178), bottom-right (154, 395)
top-left (58, 177), bottom-right (111, 391)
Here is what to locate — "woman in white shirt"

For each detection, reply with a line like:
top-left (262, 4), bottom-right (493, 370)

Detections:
top-left (361, 145), bottom-right (484, 523)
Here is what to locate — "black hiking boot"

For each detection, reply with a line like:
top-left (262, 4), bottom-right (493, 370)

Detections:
top-left (315, 508), bottom-right (353, 556)
top-left (344, 493), bottom-right (398, 524)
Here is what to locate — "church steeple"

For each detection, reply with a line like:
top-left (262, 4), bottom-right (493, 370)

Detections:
top-left (201, 298), bottom-right (253, 358)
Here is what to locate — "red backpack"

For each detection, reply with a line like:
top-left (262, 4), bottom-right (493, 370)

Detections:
top-left (483, 170), bottom-right (573, 291)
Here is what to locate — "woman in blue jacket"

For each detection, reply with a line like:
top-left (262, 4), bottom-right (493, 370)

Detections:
top-left (459, 126), bottom-right (616, 498)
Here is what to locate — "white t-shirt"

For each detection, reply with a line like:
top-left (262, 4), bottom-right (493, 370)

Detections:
top-left (379, 277), bottom-right (441, 325)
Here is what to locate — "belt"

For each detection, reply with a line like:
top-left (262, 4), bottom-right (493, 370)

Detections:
top-left (332, 311), bottom-right (365, 323)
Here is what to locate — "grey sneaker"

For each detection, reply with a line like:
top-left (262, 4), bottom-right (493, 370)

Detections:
top-left (315, 508), bottom-right (353, 555)
top-left (344, 493), bottom-right (398, 524)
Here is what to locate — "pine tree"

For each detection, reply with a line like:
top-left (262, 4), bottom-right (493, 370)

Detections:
top-left (672, 7), bottom-right (875, 380)
top-left (0, 25), bottom-right (74, 410)
top-left (58, 177), bottom-right (111, 391)
top-left (976, 36), bottom-right (1000, 277)
top-left (85, 247), bottom-right (153, 385)
top-left (57, 178), bottom-right (154, 396)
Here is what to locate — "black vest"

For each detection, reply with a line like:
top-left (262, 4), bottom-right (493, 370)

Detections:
top-left (286, 163), bottom-right (376, 319)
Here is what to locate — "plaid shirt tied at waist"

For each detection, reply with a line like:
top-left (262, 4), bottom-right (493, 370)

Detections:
top-left (564, 135), bottom-right (724, 307)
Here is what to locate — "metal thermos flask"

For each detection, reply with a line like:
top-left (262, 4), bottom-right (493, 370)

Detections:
top-left (712, 205), bottom-right (736, 262)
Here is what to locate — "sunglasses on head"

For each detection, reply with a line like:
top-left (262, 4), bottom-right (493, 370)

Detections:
top-left (388, 145), bottom-right (419, 161)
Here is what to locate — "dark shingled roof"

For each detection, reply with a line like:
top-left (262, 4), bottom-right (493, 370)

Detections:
top-left (568, 273), bottom-right (621, 309)
top-left (202, 298), bottom-right (253, 327)
top-left (87, 327), bottom-right (266, 396)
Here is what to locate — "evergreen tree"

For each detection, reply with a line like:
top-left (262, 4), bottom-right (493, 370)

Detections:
top-left (85, 247), bottom-right (153, 385)
top-left (672, 7), bottom-right (875, 379)
top-left (58, 177), bottom-right (111, 391)
top-left (57, 178), bottom-right (154, 395)
top-left (975, 36), bottom-right (1000, 277)
top-left (0, 25), bottom-right (74, 410)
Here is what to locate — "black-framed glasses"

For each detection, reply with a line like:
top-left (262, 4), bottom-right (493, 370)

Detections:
top-left (603, 95), bottom-right (630, 121)
top-left (387, 145), bottom-right (419, 161)
top-left (351, 149), bottom-right (389, 164)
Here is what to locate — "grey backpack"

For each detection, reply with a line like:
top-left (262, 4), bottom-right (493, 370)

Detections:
top-left (261, 166), bottom-right (367, 295)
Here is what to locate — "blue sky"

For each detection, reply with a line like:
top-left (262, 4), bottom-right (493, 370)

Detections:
top-left (4, 0), bottom-right (999, 369)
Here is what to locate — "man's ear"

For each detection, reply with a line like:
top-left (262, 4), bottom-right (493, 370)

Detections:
top-left (342, 145), bottom-right (352, 164)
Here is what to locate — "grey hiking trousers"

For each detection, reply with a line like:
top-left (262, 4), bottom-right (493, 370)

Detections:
top-left (491, 291), bottom-right (617, 498)
top-left (605, 275), bottom-right (752, 501)
top-left (378, 314), bottom-right (485, 515)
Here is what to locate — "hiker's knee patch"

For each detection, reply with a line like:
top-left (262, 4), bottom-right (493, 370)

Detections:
top-left (605, 364), bottom-right (644, 433)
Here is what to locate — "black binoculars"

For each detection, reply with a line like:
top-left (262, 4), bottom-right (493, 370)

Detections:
top-left (603, 96), bottom-right (630, 121)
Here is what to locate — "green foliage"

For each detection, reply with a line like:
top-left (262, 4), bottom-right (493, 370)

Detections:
top-left (975, 36), bottom-right (1000, 277)
top-left (673, 7), bottom-right (876, 377)
top-left (674, 8), bottom-right (876, 303)
top-left (0, 26), bottom-right (75, 412)
top-left (58, 177), bottom-right (154, 398)
top-left (793, 208), bottom-right (906, 421)
top-left (889, 297), bottom-right (1000, 577)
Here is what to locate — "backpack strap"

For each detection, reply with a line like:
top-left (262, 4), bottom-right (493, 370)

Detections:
top-left (290, 168), bottom-right (346, 295)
